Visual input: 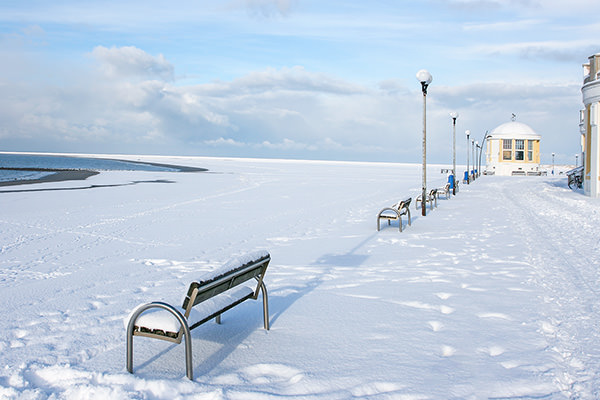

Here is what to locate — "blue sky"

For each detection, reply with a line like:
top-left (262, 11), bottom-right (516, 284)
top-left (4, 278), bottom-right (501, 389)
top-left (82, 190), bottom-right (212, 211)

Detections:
top-left (0, 0), bottom-right (596, 164)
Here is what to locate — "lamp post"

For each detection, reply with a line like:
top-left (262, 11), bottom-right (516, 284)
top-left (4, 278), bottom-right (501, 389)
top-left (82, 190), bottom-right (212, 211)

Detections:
top-left (475, 142), bottom-right (480, 178)
top-left (416, 69), bottom-right (432, 217)
top-left (478, 132), bottom-right (490, 177)
top-left (465, 130), bottom-right (470, 184)
top-left (552, 152), bottom-right (555, 175)
top-left (471, 138), bottom-right (475, 181)
top-left (450, 112), bottom-right (458, 195)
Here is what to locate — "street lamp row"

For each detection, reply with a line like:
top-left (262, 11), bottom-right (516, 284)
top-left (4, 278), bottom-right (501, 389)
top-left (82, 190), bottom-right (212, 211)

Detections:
top-left (417, 70), bottom-right (489, 217)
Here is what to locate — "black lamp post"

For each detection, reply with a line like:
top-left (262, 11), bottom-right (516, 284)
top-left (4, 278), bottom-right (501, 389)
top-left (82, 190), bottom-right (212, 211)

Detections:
top-left (475, 142), bottom-right (480, 178)
top-left (450, 112), bottom-right (458, 195)
top-left (478, 132), bottom-right (490, 177)
top-left (416, 69), bottom-right (432, 217)
top-left (471, 139), bottom-right (475, 181)
top-left (465, 130), bottom-right (470, 184)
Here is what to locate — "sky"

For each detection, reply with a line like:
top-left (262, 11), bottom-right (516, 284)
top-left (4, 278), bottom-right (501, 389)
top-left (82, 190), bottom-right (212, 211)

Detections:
top-left (0, 0), bottom-right (597, 165)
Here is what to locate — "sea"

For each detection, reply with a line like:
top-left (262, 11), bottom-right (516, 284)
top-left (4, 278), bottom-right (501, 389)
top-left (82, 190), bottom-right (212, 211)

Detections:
top-left (0, 153), bottom-right (179, 183)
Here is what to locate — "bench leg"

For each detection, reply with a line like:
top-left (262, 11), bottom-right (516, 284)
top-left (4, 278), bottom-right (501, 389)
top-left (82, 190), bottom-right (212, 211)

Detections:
top-left (126, 302), bottom-right (194, 380)
top-left (215, 314), bottom-right (221, 324)
top-left (259, 281), bottom-right (270, 330)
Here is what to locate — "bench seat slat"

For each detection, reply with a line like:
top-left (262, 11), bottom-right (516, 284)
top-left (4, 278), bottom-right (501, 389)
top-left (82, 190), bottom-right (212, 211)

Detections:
top-left (130, 285), bottom-right (254, 334)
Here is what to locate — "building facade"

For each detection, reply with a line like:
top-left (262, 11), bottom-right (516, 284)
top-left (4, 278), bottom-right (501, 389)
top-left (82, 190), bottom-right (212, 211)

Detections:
top-left (485, 118), bottom-right (542, 176)
top-left (581, 53), bottom-right (600, 198)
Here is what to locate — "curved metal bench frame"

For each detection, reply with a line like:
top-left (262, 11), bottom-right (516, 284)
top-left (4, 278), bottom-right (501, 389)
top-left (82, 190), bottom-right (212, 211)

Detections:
top-left (377, 198), bottom-right (412, 232)
top-left (415, 189), bottom-right (437, 210)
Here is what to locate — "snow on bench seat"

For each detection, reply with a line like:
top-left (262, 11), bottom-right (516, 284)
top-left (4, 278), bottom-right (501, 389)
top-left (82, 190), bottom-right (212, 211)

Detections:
top-left (126, 285), bottom-right (254, 335)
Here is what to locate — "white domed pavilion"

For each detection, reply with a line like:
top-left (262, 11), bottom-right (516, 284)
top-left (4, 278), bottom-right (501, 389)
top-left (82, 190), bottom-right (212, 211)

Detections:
top-left (485, 117), bottom-right (542, 176)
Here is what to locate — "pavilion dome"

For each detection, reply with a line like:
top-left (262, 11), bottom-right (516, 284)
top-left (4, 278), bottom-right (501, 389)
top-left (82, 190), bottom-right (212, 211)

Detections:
top-left (489, 121), bottom-right (541, 139)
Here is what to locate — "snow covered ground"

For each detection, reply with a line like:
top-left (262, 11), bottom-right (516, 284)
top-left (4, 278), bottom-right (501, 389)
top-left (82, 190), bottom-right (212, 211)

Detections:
top-left (0, 155), bottom-right (598, 399)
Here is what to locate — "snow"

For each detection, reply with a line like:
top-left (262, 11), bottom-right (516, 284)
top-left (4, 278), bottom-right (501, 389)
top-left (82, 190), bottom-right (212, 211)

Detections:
top-left (1, 155), bottom-right (599, 399)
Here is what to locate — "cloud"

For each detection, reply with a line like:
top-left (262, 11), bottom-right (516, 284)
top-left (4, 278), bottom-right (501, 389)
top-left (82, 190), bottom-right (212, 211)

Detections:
top-left (204, 137), bottom-right (245, 147)
top-left (228, 66), bottom-right (365, 95)
top-left (91, 46), bottom-right (174, 81)
top-left (468, 40), bottom-right (598, 63)
top-left (238, 0), bottom-right (296, 17)
top-left (0, 42), bottom-right (583, 162)
top-left (463, 19), bottom-right (544, 32)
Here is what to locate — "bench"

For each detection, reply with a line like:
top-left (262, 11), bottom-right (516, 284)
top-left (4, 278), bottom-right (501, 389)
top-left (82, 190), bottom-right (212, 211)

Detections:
top-left (435, 183), bottom-right (450, 200)
top-left (415, 189), bottom-right (437, 210)
top-left (377, 198), bottom-right (412, 232)
top-left (126, 250), bottom-right (271, 380)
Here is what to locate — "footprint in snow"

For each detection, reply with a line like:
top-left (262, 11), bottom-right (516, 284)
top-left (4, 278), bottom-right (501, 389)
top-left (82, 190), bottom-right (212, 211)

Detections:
top-left (428, 321), bottom-right (444, 332)
top-left (238, 363), bottom-right (304, 385)
top-left (441, 345), bottom-right (456, 357)
top-left (479, 346), bottom-right (505, 357)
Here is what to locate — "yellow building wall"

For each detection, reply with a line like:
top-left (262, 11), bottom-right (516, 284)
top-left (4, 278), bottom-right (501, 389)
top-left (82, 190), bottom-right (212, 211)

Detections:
top-left (495, 139), bottom-right (539, 164)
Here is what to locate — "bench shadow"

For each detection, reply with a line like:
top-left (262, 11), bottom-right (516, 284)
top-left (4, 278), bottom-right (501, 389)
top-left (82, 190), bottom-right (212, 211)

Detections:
top-left (268, 232), bottom-right (377, 328)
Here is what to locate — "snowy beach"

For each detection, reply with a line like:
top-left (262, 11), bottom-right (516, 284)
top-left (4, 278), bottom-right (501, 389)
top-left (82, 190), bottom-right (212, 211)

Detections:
top-left (0, 155), bottom-right (598, 399)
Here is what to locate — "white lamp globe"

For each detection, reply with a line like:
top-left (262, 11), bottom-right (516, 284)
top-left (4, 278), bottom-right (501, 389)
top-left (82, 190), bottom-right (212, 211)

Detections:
top-left (416, 69), bottom-right (432, 85)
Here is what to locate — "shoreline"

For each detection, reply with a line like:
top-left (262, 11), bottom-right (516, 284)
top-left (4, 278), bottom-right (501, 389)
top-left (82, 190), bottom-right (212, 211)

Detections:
top-left (0, 159), bottom-right (208, 187)
top-left (0, 169), bottom-right (100, 187)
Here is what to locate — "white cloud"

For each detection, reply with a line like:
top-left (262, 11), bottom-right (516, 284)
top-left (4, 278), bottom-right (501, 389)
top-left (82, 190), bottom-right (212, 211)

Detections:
top-left (91, 46), bottom-right (174, 81)
top-left (237, 0), bottom-right (296, 17)
top-left (204, 137), bottom-right (245, 147)
top-left (0, 41), bottom-right (584, 162)
top-left (471, 40), bottom-right (599, 62)
top-left (463, 19), bottom-right (544, 32)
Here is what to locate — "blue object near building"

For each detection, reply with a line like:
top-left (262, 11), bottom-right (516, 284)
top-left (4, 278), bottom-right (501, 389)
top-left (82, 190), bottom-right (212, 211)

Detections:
top-left (448, 174), bottom-right (455, 189)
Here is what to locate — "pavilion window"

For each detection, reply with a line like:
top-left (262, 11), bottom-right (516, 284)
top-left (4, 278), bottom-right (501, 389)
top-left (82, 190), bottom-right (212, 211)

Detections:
top-left (515, 139), bottom-right (524, 161)
top-left (502, 139), bottom-right (512, 160)
top-left (527, 141), bottom-right (533, 161)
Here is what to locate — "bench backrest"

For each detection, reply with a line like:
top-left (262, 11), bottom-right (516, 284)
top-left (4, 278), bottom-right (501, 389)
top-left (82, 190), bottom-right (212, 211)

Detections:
top-left (393, 197), bottom-right (411, 211)
top-left (182, 251), bottom-right (270, 313)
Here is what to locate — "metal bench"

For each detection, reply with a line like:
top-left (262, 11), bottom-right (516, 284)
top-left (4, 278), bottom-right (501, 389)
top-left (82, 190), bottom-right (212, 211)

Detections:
top-left (377, 198), bottom-right (412, 232)
top-left (126, 250), bottom-right (271, 380)
top-left (415, 189), bottom-right (437, 211)
top-left (435, 183), bottom-right (450, 200)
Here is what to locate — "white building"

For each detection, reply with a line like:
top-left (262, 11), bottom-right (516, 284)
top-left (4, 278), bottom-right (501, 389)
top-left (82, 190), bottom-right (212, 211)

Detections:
top-left (581, 53), bottom-right (600, 198)
top-left (485, 118), bottom-right (542, 176)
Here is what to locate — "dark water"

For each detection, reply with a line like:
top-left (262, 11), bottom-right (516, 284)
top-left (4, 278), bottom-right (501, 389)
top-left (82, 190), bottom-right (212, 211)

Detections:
top-left (0, 153), bottom-right (179, 171)
top-left (0, 153), bottom-right (187, 183)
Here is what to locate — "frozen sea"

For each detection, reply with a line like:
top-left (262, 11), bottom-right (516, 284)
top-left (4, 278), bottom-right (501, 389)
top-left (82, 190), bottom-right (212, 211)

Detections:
top-left (0, 154), bottom-right (598, 399)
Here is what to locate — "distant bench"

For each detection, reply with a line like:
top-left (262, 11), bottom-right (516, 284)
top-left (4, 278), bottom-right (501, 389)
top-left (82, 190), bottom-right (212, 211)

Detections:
top-left (126, 250), bottom-right (271, 380)
top-left (435, 183), bottom-right (450, 200)
top-left (416, 189), bottom-right (437, 211)
top-left (377, 198), bottom-right (412, 232)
